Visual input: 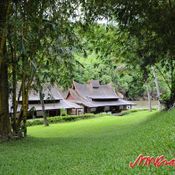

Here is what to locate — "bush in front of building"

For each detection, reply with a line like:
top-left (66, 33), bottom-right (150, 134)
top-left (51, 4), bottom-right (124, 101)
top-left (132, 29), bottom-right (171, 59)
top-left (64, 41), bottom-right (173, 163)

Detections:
top-left (26, 113), bottom-right (108, 127)
top-left (26, 109), bottom-right (154, 127)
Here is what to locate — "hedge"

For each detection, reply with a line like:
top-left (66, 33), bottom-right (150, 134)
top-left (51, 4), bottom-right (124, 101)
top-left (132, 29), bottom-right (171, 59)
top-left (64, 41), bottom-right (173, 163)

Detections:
top-left (26, 109), bottom-right (154, 127)
top-left (27, 113), bottom-right (111, 127)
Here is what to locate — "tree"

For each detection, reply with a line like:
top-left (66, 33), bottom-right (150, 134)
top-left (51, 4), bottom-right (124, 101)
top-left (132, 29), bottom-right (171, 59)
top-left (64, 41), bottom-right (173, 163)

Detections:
top-left (74, 25), bottom-right (147, 99)
top-left (80, 0), bottom-right (175, 109)
top-left (0, 0), bottom-right (11, 139)
top-left (3, 0), bottom-right (82, 136)
top-left (151, 66), bottom-right (161, 111)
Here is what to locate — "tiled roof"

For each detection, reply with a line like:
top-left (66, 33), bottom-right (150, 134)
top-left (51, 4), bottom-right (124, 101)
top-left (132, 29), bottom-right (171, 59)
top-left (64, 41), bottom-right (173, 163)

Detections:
top-left (73, 81), bottom-right (120, 99)
top-left (18, 84), bottom-right (63, 101)
top-left (9, 84), bottom-right (82, 113)
top-left (13, 100), bottom-right (81, 112)
top-left (67, 80), bottom-right (134, 107)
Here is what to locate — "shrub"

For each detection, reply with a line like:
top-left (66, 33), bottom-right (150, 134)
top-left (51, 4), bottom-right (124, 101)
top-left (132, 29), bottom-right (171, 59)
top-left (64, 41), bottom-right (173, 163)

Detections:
top-left (27, 119), bottom-right (43, 127)
top-left (26, 113), bottom-right (107, 127)
top-left (60, 109), bottom-right (67, 116)
top-left (27, 110), bottom-right (151, 127)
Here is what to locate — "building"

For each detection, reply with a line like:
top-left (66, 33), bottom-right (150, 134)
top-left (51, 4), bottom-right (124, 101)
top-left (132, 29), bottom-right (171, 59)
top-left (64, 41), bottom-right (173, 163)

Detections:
top-left (9, 84), bottom-right (81, 118)
top-left (66, 80), bottom-right (134, 114)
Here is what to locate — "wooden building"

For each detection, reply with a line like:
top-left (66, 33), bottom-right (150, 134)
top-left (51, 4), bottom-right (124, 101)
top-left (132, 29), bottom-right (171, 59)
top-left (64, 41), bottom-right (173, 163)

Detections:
top-left (9, 84), bottom-right (81, 118)
top-left (66, 80), bottom-right (134, 114)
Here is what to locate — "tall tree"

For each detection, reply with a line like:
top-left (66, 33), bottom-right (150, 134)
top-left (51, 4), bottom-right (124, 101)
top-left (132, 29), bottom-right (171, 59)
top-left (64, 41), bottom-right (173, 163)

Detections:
top-left (81, 0), bottom-right (175, 109)
top-left (151, 66), bottom-right (161, 111)
top-left (6, 0), bottom-right (81, 135)
top-left (0, 0), bottom-right (11, 139)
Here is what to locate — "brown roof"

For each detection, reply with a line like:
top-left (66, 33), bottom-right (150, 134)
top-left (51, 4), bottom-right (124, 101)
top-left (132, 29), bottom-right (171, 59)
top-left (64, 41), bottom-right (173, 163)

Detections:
top-left (14, 100), bottom-right (81, 112)
top-left (73, 80), bottom-right (120, 100)
top-left (67, 80), bottom-right (134, 107)
top-left (67, 89), bottom-right (96, 107)
top-left (9, 84), bottom-right (81, 113)
top-left (19, 84), bottom-right (62, 101)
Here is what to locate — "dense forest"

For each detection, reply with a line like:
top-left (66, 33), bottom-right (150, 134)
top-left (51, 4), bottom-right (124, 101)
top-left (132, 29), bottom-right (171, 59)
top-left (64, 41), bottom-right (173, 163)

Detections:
top-left (1, 0), bottom-right (175, 140)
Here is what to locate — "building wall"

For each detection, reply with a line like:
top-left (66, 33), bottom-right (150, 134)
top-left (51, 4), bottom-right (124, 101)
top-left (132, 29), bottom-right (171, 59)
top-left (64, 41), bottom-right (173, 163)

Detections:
top-left (67, 108), bottom-right (84, 115)
top-left (35, 109), bottom-right (60, 118)
top-left (83, 106), bottom-right (125, 114)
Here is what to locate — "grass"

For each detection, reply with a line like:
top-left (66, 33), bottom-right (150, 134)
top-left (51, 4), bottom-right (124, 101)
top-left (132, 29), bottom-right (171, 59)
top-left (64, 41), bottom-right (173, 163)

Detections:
top-left (0, 110), bottom-right (174, 175)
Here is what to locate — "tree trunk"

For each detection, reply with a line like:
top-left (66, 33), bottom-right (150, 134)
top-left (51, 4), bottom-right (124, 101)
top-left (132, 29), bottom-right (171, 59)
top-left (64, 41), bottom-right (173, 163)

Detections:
top-left (39, 87), bottom-right (49, 126)
top-left (12, 2), bottom-right (18, 134)
top-left (151, 66), bottom-right (161, 111)
top-left (169, 58), bottom-right (175, 109)
top-left (0, 0), bottom-right (11, 139)
top-left (155, 62), bottom-right (175, 110)
top-left (163, 58), bottom-right (175, 110)
top-left (165, 85), bottom-right (175, 110)
top-left (146, 86), bottom-right (152, 112)
top-left (8, 25), bottom-right (17, 134)
top-left (12, 56), bottom-right (17, 133)
top-left (0, 51), bottom-right (11, 139)
top-left (21, 75), bottom-right (28, 137)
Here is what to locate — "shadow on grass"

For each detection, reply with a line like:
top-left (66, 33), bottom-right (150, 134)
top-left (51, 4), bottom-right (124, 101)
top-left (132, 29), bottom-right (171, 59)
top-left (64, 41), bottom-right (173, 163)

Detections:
top-left (2, 110), bottom-right (166, 148)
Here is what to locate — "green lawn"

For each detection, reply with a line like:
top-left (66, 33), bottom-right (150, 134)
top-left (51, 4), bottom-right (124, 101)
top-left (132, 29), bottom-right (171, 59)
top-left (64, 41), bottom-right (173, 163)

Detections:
top-left (0, 110), bottom-right (174, 175)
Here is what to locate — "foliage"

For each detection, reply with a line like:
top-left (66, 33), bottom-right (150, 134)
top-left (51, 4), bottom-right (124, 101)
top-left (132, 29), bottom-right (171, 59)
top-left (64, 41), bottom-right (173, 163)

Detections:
top-left (74, 25), bottom-right (165, 100)
top-left (1, 0), bottom-right (175, 138)
top-left (8, 0), bottom-right (80, 89)
top-left (2, 0), bottom-right (84, 136)
top-left (74, 52), bottom-right (146, 99)
top-left (82, 0), bottom-right (175, 108)
top-left (27, 109), bottom-right (154, 127)
top-left (0, 110), bottom-right (174, 174)
top-left (26, 113), bottom-right (110, 127)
